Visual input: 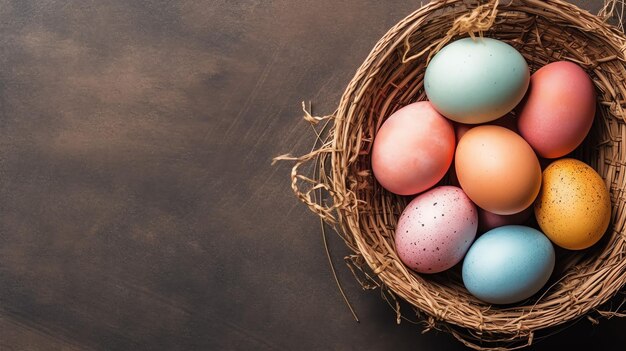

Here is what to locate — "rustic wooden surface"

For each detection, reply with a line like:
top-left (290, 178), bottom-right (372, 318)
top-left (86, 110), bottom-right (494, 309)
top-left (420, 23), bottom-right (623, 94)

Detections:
top-left (0, 0), bottom-right (625, 350)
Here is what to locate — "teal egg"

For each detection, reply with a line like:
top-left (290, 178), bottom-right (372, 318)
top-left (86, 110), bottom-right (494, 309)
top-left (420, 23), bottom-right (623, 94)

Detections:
top-left (424, 37), bottom-right (530, 124)
top-left (462, 225), bottom-right (555, 304)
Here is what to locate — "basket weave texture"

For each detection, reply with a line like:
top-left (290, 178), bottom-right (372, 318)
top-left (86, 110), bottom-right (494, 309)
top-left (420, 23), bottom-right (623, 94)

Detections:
top-left (277, 0), bottom-right (626, 349)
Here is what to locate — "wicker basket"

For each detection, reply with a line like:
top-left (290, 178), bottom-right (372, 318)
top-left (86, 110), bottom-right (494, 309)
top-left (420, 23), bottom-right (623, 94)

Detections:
top-left (276, 0), bottom-right (626, 349)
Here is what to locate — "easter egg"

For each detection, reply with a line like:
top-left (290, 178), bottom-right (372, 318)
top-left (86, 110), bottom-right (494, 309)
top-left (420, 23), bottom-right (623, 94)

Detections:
top-left (455, 125), bottom-right (542, 215)
top-left (425, 37), bottom-right (530, 124)
top-left (372, 101), bottom-right (455, 195)
top-left (517, 61), bottom-right (596, 158)
top-left (454, 112), bottom-right (518, 142)
top-left (462, 225), bottom-right (555, 304)
top-left (395, 186), bottom-right (477, 273)
top-left (478, 206), bottom-right (533, 233)
top-left (534, 159), bottom-right (611, 250)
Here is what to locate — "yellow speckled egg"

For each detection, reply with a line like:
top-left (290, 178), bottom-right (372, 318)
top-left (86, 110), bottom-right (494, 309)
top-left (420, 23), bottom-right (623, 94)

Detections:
top-left (534, 158), bottom-right (611, 250)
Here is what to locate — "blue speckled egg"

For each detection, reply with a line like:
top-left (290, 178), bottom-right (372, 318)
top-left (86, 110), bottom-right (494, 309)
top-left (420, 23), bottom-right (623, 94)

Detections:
top-left (462, 225), bottom-right (555, 304)
top-left (425, 37), bottom-right (530, 124)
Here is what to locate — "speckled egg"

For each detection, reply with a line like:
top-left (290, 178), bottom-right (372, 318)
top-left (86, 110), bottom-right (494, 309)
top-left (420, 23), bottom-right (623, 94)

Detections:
top-left (425, 37), bottom-right (530, 124)
top-left (462, 225), bottom-right (555, 304)
top-left (395, 186), bottom-right (477, 273)
top-left (534, 158), bottom-right (611, 250)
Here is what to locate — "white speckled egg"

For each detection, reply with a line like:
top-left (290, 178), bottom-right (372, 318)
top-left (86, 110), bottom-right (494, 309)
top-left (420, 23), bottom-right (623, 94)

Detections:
top-left (395, 186), bottom-right (477, 273)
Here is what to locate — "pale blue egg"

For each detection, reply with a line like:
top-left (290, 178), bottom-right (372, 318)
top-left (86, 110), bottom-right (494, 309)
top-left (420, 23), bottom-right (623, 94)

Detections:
top-left (424, 37), bottom-right (530, 124)
top-left (462, 225), bottom-right (555, 304)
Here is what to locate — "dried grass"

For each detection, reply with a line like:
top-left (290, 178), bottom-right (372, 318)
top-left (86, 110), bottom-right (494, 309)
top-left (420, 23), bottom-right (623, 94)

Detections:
top-left (275, 0), bottom-right (626, 349)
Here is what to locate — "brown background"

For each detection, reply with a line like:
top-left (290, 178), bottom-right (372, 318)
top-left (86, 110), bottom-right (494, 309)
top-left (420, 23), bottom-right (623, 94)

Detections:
top-left (0, 0), bottom-right (625, 350)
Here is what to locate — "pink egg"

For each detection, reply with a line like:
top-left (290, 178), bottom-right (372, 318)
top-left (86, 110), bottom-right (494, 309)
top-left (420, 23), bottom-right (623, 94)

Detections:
top-left (447, 162), bottom-right (460, 187)
top-left (517, 61), bottom-right (596, 158)
top-left (477, 206), bottom-right (533, 233)
top-left (372, 102), bottom-right (455, 195)
top-left (455, 123), bottom-right (473, 143)
top-left (490, 112), bottom-right (519, 132)
top-left (395, 186), bottom-right (477, 273)
top-left (454, 113), bottom-right (518, 143)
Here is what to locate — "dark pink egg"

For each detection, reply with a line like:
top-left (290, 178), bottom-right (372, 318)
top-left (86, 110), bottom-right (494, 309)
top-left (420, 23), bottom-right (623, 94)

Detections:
top-left (517, 61), bottom-right (596, 159)
top-left (477, 206), bottom-right (534, 233)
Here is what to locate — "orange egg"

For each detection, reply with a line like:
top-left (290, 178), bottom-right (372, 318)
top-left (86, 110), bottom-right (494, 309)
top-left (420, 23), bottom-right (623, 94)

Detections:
top-left (372, 102), bottom-right (455, 195)
top-left (455, 125), bottom-right (542, 215)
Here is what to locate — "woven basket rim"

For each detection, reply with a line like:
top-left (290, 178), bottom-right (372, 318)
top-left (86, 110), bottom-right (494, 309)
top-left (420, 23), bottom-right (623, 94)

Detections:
top-left (277, 0), bottom-right (626, 349)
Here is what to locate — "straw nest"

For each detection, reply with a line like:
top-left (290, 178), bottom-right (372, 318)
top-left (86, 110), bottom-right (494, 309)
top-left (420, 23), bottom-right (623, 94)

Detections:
top-left (276, 0), bottom-right (626, 349)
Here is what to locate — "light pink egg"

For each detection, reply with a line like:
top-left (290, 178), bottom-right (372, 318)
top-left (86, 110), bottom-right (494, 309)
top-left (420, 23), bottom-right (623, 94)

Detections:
top-left (395, 186), bottom-right (477, 273)
top-left (372, 101), bottom-right (455, 195)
